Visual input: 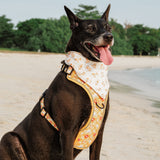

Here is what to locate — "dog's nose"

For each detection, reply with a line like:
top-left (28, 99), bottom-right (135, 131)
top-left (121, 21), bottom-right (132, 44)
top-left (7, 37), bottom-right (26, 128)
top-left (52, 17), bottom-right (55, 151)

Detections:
top-left (103, 33), bottom-right (113, 42)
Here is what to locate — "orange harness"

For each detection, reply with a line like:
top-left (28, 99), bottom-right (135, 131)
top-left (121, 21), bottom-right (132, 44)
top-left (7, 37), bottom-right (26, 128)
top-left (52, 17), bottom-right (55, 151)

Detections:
top-left (40, 63), bottom-right (109, 149)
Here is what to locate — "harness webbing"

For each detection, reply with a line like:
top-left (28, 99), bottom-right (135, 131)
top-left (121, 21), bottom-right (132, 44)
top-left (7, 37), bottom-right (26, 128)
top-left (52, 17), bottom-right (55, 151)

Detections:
top-left (40, 98), bottom-right (59, 131)
top-left (40, 63), bottom-right (109, 149)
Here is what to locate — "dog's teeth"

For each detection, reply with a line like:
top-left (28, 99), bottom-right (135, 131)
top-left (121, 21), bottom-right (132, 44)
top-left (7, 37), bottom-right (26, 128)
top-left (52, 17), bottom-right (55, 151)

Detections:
top-left (92, 46), bottom-right (97, 52)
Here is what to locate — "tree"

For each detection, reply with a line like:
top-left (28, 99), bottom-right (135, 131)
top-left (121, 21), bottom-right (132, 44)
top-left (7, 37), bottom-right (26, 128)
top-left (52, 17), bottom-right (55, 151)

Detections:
top-left (126, 25), bottom-right (158, 55)
top-left (109, 19), bottom-right (133, 55)
top-left (49, 16), bottom-right (71, 52)
top-left (27, 16), bottom-right (71, 53)
top-left (111, 31), bottom-right (133, 55)
top-left (158, 28), bottom-right (160, 48)
top-left (0, 15), bottom-right (14, 47)
top-left (110, 18), bottom-right (125, 39)
top-left (1, 4), bottom-right (158, 56)
top-left (74, 4), bottom-right (101, 19)
top-left (15, 18), bottom-right (45, 49)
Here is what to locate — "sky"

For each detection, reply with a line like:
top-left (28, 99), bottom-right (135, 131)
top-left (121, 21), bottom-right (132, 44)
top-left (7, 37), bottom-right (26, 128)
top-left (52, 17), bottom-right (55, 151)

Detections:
top-left (0, 0), bottom-right (160, 29)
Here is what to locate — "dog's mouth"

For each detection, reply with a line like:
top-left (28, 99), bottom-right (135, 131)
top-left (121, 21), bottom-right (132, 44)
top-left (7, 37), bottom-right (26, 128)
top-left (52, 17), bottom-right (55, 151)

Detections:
top-left (84, 42), bottom-right (113, 65)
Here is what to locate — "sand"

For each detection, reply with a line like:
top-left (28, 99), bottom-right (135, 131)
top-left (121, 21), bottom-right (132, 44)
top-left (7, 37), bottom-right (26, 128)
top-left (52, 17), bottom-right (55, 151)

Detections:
top-left (0, 52), bottom-right (160, 160)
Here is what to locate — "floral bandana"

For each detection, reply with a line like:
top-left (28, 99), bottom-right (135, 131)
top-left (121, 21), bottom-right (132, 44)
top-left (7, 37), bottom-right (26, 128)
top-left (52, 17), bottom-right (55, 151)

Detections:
top-left (65, 51), bottom-right (110, 99)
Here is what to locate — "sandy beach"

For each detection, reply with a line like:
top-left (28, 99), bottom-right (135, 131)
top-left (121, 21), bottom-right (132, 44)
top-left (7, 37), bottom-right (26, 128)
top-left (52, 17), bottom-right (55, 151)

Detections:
top-left (0, 52), bottom-right (160, 160)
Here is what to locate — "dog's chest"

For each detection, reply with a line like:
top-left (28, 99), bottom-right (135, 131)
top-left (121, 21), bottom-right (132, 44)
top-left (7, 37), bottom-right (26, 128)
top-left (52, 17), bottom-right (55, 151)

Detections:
top-left (65, 51), bottom-right (110, 99)
top-left (40, 52), bottom-right (110, 150)
top-left (66, 69), bottom-right (109, 149)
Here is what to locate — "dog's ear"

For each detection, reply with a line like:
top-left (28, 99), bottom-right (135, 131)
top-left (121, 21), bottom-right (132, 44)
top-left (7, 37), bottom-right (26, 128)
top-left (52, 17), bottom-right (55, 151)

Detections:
top-left (64, 6), bottom-right (81, 30)
top-left (101, 4), bottom-right (111, 22)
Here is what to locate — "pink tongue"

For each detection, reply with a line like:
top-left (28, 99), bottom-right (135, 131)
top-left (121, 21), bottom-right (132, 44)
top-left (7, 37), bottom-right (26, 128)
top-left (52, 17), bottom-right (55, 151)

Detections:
top-left (98, 46), bottom-right (113, 65)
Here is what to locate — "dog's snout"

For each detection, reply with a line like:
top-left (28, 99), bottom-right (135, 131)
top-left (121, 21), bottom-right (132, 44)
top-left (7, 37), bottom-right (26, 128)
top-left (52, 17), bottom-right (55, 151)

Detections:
top-left (103, 33), bottom-right (113, 42)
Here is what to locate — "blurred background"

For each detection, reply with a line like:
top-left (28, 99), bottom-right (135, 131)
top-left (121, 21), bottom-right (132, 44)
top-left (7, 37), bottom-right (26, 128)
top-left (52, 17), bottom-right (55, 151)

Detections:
top-left (0, 0), bottom-right (160, 55)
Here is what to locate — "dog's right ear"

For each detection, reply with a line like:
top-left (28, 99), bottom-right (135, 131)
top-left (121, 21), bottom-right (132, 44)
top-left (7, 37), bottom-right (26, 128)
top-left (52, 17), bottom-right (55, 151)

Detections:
top-left (64, 6), bottom-right (80, 30)
top-left (101, 4), bottom-right (111, 22)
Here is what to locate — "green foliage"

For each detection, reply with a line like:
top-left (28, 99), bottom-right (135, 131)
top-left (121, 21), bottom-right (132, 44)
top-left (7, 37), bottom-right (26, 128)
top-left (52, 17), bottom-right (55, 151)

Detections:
top-left (15, 18), bottom-right (45, 49)
top-left (158, 29), bottom-right (160, 45)
top-left (48, 16), bottom-right (71, 52)
top-left (126, 24), bottom-right (158, 55)
top-left (110, 19), bottom-right (125, 39)
top-left (0, 4), bottom-right (159, 56)
top-left (0, 15), bottom-right (14, 47)
top-left (26, 16), bottom-right (71, 52)
top-left (74, 4), bottom-right (101, 19)
top-left (13, 16), bottom-right (71, 52)
top-left (111, 31), bottom-right (133, 55)
top-left (109, 19), bottom-right (133, 55)
top-left (0, 47), bottom-right (27, 52)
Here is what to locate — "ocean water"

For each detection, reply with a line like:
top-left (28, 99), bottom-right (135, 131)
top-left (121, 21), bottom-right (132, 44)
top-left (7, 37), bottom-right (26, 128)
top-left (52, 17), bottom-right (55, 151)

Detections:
top-left (108, 68), bottom-right (160, 102)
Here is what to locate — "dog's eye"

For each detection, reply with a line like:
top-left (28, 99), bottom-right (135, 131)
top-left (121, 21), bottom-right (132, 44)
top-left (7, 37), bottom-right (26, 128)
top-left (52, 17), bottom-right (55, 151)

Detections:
top-left (87, 24), bottom-right (97, 33)
top-left (104, 24), bottom-right (112, 32)
top-left (107, 26), bottom-right (112, 32)
top-left (104, 24), bottom-right (107, 29)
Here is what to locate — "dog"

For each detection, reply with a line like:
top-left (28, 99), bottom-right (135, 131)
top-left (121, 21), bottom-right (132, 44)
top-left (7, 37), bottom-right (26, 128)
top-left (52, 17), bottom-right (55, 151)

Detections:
top-left (0, 4), bottom-right (114, 160)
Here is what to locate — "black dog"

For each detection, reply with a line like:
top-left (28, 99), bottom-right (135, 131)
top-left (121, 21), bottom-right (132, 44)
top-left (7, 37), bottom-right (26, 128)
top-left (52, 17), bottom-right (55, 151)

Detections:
top-left (0, 4), bottom-right (113, 160)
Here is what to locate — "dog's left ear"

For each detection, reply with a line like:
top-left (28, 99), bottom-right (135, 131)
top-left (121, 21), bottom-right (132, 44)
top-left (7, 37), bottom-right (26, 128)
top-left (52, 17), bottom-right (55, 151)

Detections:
top-left (64, 6), bottom-right (81, 30)
top-left (101, 4), bottom-right (111, 22)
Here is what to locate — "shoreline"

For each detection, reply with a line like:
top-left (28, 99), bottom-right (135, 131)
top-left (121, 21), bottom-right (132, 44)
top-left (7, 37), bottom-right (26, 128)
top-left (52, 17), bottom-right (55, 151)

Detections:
top-left (110, 80), bottom-right (160, 114)
top-left (0, 53), bottom-right (160, 160)
top-left (109, 56), bottom-right (160, 70)
top-left (109, 67), bottom-right (160, 102)
top-left (77, 80), bottom-right (160, 160)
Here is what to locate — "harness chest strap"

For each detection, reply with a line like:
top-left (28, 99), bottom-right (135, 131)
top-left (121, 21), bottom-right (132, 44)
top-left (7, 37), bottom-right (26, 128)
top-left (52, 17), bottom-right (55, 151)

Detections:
top-left (40, 64), bottom-right (109, 149)
top-left (40, 98), bottom-right (59, 131)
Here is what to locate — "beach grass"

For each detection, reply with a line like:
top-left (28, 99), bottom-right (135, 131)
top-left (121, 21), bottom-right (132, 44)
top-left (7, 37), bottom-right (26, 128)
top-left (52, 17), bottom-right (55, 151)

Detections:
top-left (0, 48), bottom-right (56, 54)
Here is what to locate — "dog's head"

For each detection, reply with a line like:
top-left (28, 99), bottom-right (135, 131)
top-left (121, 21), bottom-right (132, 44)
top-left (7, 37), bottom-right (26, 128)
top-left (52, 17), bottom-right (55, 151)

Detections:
top-left (65, 4), bottom-right (114, 65)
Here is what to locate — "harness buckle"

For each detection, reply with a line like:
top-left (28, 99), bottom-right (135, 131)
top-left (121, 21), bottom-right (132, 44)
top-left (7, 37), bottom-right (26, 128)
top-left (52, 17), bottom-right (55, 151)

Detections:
top-left (61, 61), bottom-right (73, 75)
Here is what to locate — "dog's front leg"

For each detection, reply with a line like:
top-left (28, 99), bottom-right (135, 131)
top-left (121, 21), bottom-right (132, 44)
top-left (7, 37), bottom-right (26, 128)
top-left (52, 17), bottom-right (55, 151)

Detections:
top-left (89, 127), bottom-right (104, 160)
top-left (89, 98), bottom-right (110, 160)
top-left (60, 130), bottom-right (74, 160)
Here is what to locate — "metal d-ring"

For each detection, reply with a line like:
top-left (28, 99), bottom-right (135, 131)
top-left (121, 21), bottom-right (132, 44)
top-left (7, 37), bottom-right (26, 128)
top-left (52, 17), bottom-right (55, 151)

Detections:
top-left (95, 102), bottom-right (105, 109)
